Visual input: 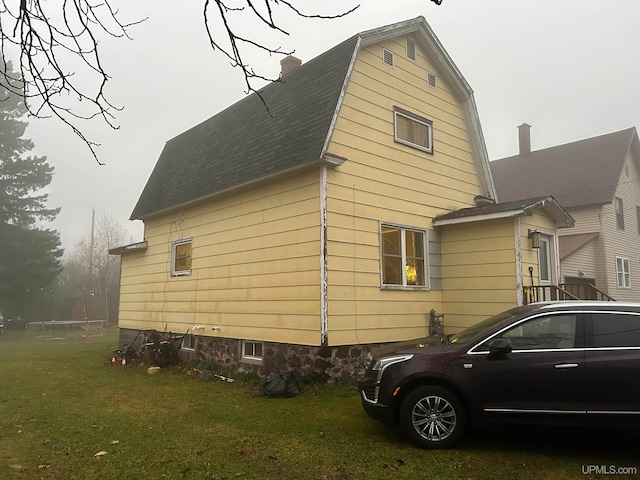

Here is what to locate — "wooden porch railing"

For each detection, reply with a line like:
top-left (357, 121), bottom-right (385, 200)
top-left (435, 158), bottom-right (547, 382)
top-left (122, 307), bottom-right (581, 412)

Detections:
top-left (523, 283), bottom-right (615, 305)
top-left (560, 283), bottom-right (615, 302)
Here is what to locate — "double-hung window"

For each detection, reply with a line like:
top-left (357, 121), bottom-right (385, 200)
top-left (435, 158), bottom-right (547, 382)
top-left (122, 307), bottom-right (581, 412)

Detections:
top-left (380, 224), bottom-right (428, 288)
top-left (393, 106), bottom-right (433, 153)
top-left (616, 256), bottom-right (630, 288)
top-left (171, 239), bottom-right (192, 276)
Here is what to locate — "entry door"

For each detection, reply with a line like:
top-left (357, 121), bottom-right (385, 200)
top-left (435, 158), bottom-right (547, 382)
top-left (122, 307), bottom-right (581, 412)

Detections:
top-left (538, 234), bottom-right (555, 285)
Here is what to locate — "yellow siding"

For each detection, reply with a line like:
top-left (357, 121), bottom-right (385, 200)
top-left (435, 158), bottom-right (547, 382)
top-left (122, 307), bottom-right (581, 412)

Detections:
top-left (325, 37), bottom-right (483, 344)
top-left (440, 219), bottom-right (518, 330)
top-left (118, 171), bottom-right (323, 345)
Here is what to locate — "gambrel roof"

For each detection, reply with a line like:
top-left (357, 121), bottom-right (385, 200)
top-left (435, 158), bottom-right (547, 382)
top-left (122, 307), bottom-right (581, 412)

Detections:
top-left (131, 17), bottom-right (495, 220)
top-left (491, 127), bottom-right (640, 208)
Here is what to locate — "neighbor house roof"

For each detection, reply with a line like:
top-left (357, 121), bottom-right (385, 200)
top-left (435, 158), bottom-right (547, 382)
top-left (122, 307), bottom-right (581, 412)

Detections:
top-left (432, 196), bottom-right (574, 228)
top-left (490, 127), bottom-right (640, 209)
top-left (131, 17), bottom-right (495, 220)
top-left (558, 232), bottom-right (599, 261)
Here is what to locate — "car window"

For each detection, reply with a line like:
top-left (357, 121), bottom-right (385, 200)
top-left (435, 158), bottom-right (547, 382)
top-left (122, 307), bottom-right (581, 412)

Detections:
top-left (591, 313), bottom-right (640, 348)
top-left (476, 314), bottom-right (578, 351)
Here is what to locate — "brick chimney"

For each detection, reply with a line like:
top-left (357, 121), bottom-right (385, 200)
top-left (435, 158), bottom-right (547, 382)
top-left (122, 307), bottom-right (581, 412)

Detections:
top-left (518, 123), bottom-right (532, 155)
top-left (280, 55), bottom-right (302, 77)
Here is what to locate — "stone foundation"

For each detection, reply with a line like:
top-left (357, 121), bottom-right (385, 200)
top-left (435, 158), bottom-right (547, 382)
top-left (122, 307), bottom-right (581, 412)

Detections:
top-left (118, 328), bottom-right (398, 382)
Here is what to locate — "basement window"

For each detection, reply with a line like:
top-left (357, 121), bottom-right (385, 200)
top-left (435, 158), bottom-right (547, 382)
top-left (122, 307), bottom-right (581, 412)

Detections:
top-left (181, 335), bottom-right (196, 351)
top-left (242, 341), bottom-right (264, 362)
top-left (380, 223), bottom-right (428, 289)
top-left (171, 239), bottom-right (192, 276)
top-left (393, 106), bottom-right (433, 153)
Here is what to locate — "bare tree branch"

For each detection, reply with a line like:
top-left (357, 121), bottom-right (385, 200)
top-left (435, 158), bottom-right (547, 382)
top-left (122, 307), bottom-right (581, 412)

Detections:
top-left (0, 0), bottom-right (146, 164)
top-left (0, 1), bottom-right (443, 163)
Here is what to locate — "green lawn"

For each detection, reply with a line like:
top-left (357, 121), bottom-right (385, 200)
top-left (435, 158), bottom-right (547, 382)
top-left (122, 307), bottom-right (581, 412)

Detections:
top-left (0, 330), bottom-right (638, 480)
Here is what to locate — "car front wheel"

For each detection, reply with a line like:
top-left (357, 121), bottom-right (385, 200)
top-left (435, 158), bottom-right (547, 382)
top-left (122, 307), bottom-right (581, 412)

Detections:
top-left (399, 385), bottom-right (466, 449)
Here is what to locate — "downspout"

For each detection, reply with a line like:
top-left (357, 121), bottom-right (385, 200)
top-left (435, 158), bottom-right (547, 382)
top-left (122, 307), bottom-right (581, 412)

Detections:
top-left (514, 217), bottom-right (524, 306)
top-left (320, 165), bottom-right (329, 346)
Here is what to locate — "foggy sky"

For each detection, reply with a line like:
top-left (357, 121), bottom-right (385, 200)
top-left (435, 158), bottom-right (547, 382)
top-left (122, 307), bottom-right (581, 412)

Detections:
top-left (24, 0), bottom-right (640, 253)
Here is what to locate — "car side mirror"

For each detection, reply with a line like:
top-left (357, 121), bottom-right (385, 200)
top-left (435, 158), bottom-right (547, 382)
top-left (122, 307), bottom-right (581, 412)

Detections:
top-left (488, 338), bottom-right (512, 359)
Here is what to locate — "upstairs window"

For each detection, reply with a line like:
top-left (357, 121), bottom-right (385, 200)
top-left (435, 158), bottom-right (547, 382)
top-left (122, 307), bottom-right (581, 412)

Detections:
top-left (393, 106), bottom-right (433, 153)
top-left (616, 256), bottom-right (630, 288)
top-left (381, 224), bottom-right (428, 288)
top-left (615, 197), bottom-right (625, 230)
top-left (171, 239), bottom-right (192, 276)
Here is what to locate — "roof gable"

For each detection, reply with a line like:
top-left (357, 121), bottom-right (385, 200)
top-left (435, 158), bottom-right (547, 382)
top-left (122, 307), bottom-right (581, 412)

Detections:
top-left (491, 127), bottom-right (639, 208)
top-left (131, 17), bottom-right (495, 220)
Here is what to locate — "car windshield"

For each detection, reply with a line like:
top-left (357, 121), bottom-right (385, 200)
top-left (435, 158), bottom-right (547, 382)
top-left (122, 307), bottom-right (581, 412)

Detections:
top-left (448, 308), bottom-right (523, 345)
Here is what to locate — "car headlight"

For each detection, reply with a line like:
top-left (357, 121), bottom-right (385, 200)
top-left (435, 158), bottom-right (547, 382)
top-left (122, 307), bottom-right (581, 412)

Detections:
top-left (371, 354), bottom-right (414, 382)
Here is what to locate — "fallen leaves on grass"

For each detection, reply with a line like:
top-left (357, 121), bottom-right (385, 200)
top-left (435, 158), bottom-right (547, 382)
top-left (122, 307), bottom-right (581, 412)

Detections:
top-left (94, 450), bottom-right (108, 458)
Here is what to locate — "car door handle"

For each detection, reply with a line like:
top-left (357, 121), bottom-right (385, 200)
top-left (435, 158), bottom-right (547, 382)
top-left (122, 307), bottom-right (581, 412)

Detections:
top-left (554, 363), bottom-right (578, 369)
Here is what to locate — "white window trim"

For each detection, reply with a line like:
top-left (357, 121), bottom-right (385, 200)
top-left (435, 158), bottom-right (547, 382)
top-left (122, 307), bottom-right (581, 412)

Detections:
top-left (615, 256), bottom-right (631, 288)
top-left (171, 238), bottom-right (192, 277)
top-left (242, 340), bottom-right (264, 362)
top-left (379, 222), bottom-right (430, 290)
top-left (393, 106), bottom-right (433, 154)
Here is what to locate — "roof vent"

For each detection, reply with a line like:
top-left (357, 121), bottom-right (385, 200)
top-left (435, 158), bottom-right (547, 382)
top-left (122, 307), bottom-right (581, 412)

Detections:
top-left (383, 48), bottom-right (394, 67)
top-left (280, 55), bottom-right (302, 77)
top-left (406, 39), bottom-right (416, 61)
top-left (427, 72), bottom-right (437, 88)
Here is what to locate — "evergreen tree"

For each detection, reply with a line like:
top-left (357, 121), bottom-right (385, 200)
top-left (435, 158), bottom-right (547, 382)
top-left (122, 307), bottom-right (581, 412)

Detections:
top-left (0, 61), bottom-right (63, 320)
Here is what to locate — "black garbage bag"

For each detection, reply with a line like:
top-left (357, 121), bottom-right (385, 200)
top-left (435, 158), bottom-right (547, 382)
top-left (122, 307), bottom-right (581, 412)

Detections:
top-left (261, 371), bottom-right (301, 398)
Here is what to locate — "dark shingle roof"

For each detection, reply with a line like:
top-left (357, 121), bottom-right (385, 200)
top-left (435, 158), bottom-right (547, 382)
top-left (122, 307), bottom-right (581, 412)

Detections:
top-left (130, 35), bottom-right (359, 220)
top-left (490, 127), bottom-right (638, 208)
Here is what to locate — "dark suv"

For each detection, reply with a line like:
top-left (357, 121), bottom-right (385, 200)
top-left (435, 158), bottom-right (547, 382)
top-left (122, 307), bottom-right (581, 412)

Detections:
top-left (359, 301), bottom-right (640, 448)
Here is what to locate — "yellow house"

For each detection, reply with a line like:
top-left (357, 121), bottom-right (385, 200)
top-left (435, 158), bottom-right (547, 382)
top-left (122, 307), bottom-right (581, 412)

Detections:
top-left (111, 17), bottom-right (573, 379)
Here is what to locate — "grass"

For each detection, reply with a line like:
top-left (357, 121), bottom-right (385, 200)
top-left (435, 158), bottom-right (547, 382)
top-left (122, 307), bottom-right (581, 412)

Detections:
top-left (1, 330), bottom-right (639, 480)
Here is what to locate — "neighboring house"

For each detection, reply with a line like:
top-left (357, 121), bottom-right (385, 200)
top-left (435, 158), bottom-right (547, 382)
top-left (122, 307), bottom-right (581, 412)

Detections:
top-left (491, 124), bottom-right (640, 301)
top-left (111, 18), bottom-right (571, 379)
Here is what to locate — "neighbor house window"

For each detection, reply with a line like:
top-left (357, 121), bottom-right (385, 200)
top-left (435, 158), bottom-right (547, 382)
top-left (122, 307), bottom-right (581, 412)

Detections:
top-left (242, 341), bottom-right (264, 361)
top-left (615, 197), bottom-right (624, 230)
top-left (171, 239), bottom-right (192, 276)
top-left (636, 205), bottom-right (640, 235)
top-left (393, 106), bottom-right (433, 153)
top-left (380, 224), bottom-right (428, 288)
top-left (616, 256), bottom-right (630, 288)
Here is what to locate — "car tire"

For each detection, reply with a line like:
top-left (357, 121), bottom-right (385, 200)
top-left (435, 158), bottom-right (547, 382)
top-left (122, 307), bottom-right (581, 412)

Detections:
top-left (399, 385), bottom-right (466, 449)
